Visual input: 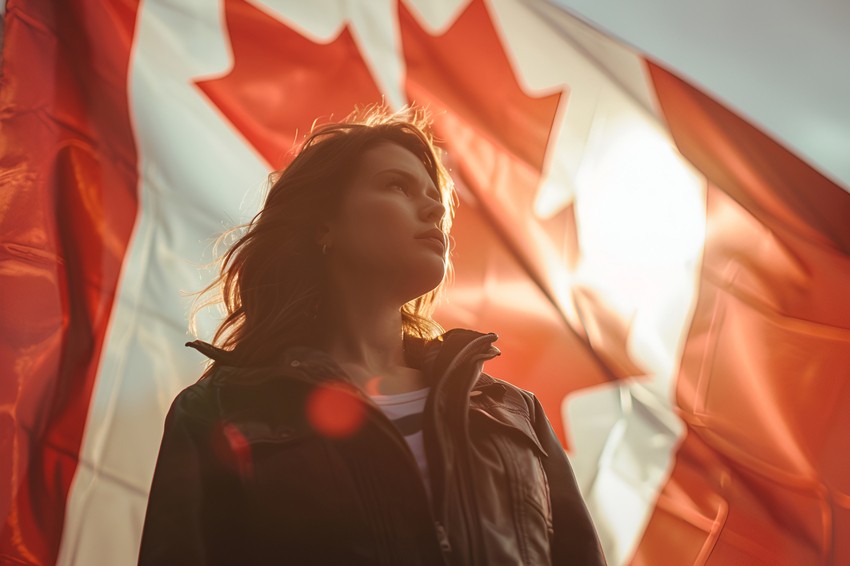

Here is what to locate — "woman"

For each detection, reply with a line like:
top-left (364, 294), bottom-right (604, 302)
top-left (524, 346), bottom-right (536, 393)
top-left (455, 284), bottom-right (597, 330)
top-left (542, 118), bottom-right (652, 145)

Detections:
top-left (138, 107), bottom-right (605, 565)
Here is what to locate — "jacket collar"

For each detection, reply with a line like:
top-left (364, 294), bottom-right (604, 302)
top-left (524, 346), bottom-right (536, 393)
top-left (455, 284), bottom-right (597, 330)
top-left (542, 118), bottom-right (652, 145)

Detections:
top-left (186, 328), bottom-right (500, 387)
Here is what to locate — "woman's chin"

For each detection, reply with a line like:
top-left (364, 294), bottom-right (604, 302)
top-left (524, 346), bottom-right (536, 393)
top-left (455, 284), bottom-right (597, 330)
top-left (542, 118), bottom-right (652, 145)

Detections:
top-left (403, 269), bottom-right (446, 300)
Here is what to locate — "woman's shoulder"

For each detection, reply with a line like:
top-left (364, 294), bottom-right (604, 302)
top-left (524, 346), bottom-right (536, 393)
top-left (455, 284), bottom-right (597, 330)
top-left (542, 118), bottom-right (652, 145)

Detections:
top-left (166, 373), bottom-right (222, 425)
top-left (474, 372), bottom-right (539, 415)
top-left (165, 362), bottom-right (243, 413)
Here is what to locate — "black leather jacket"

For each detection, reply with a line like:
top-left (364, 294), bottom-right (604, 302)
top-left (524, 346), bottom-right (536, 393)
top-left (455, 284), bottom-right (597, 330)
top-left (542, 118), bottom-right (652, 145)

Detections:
top-left (138, 329), bottom-right (605, 565)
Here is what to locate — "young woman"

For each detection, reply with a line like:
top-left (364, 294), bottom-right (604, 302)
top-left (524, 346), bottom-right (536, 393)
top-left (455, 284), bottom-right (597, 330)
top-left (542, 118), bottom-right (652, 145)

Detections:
top-left (138, 108), bottom-right (605, 565)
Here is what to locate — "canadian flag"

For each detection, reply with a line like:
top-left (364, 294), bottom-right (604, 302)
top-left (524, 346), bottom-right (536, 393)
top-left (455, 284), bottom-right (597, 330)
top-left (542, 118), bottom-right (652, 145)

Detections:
top-left (1, 1), bottom-right (848, 565)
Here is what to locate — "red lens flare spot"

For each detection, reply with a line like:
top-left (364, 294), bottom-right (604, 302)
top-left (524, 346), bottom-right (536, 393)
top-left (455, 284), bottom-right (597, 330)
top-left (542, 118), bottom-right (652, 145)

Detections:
top-left (306, 383), bottom-right (366, 438)
top-left (211, 422), bottom-right (254, 480)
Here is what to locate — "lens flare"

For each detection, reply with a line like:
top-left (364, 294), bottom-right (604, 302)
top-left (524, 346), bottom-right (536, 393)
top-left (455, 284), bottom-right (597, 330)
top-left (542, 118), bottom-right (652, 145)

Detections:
top-left (306, 382), bottom-right (366, 438)
top-left (211, 422), bottom-right (254, 480)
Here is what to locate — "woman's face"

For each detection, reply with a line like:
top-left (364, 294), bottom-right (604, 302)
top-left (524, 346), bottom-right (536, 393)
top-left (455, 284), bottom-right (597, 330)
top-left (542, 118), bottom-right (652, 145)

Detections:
top-left (322, 142), bottom-right (448, 304)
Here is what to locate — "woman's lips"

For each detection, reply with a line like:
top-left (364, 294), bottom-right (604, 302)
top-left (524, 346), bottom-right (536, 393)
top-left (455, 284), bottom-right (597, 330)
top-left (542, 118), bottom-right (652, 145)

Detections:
top-left (417, 236), bottom-right (446, 254)
top-left (414, 228), bottom-right (447, 254)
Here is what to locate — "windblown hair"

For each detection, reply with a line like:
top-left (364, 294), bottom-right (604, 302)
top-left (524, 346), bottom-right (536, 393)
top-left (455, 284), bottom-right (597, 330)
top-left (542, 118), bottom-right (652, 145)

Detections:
top-left (191, 106), bottom-right (456, 374)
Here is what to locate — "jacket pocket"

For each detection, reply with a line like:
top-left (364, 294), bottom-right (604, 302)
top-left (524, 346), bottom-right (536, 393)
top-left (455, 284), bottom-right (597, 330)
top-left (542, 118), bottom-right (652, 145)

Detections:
top-left (470, 407), bottom-right (554, 565)
top-left (470, 405), bottom-right (548, 457)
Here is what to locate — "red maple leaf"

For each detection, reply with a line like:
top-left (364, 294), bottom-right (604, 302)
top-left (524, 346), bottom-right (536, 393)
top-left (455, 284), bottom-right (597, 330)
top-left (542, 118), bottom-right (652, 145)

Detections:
top-left (194, 0), bottom-right (612, 444)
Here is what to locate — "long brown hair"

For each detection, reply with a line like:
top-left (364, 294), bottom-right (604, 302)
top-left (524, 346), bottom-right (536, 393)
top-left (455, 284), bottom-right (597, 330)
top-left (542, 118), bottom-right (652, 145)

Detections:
top-left (191, 106), bottom-right (456, 374)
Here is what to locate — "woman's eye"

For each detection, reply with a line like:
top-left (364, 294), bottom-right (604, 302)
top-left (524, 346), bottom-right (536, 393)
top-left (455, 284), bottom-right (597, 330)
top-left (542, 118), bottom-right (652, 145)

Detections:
top-left (389, 181), bottom-right (408, 194)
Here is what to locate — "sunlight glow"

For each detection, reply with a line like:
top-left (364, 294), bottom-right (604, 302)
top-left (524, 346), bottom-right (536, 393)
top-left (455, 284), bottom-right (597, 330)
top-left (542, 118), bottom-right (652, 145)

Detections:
top-left (576, 115), bottom-right (706, 272)
top-left (572, 113), bottom-right (707, 367)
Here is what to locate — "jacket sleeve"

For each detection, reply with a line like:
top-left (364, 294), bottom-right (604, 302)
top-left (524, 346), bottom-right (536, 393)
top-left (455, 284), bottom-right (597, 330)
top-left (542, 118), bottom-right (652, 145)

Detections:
top-left (529, 393), bottom-right (607, 565)
top-left (137, 387), bottom-right (236, 566)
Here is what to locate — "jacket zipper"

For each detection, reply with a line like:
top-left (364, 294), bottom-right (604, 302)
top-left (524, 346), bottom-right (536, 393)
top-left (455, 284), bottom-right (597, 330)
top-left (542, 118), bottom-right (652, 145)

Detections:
top-left (455, 356), bottom-right (498, 566)
top-left (428, 333), bottom-right (500, 566)
top-left (346, 383), bottom-right (453, 564)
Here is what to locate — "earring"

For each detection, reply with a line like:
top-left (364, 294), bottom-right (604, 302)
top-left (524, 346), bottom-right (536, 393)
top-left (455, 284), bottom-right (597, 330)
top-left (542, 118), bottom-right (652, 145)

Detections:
top-left (321, 243), bottom-right (328, 255)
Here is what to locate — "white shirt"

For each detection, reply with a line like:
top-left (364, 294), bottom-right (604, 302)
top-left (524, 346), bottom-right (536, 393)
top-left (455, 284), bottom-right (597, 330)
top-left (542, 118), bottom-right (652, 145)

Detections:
top-left (368, 387), bottom-right (431, 497)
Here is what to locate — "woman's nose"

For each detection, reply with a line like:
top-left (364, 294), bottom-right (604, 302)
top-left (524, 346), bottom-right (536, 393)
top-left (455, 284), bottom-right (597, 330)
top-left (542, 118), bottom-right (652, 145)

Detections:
top-left (421, 199), bottom-right (446, 223)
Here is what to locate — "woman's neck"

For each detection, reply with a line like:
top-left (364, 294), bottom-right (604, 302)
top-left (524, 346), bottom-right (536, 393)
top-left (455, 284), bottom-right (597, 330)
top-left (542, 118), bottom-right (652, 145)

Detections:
top-left (319, 291), bottom-right (424, 394)
top-left (323, 308), bottom-right (405, 371)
